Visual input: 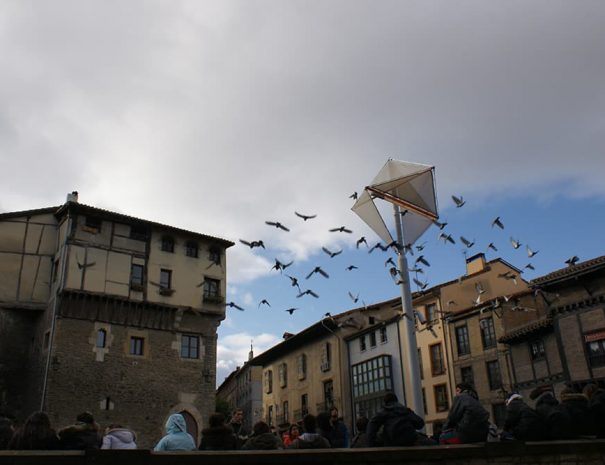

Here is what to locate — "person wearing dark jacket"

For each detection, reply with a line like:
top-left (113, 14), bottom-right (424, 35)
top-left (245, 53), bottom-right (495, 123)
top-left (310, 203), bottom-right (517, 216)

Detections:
top-left (0, 416), bottom-right (14, 450)
top-left (287, 414), bottom-right (331, 449)
top-left (241, 421), bottom-right (283, 450)
top-left (327, 407), bottom-right (349, 448)
top-left (502, 393), bottom-right (544, 441)
top-left (530, 386), bottom-right (573, 440)
top-left (351, 417), bottom-right (369, 448)
top-left (367, 392), bottom-right (424, 447)
top-left (58, 412), bottom-right (101, 450)
top-left (199, 413), bottom-right (237, 450)
top-left (584, 383), bottom-right (605, 438)
top-left (229, 409), bottom-right (249, 449)
top-left (440, 383), bottom-right (489, 444)
top-left (560, 387), bottom-right (593, 437)
top-left (8, 412), bottom-right (60, 450)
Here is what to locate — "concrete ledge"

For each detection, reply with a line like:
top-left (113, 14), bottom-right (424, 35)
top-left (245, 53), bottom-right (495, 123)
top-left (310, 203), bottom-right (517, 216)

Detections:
top-left (1, 440), bottom-right (605, 465)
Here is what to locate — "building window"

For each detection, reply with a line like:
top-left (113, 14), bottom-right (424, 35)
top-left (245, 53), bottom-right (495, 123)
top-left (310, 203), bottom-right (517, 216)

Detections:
top-left (161, 236), bottom-right (174, 253)
top-left (369, 331), bottom-right (377, 348)
top-left (422, 388), bottom-right (427, 414)
top-left (323, 380), bottom-right (334, 410)
top-left (203, 278), bottom-right (220, 300)
top-left (430, 343), bottom-right (445, 376)
top-left (434, 384), bottom-right (449, 412)
top-left (130, 337), bottom-right (144, 356)
top-left (426, 303), bottom-right (437, 322)
top-left (486, 360), bottom-right (503, 390)
top-left (283, 401), bottom-right (289, 424)
top-left (130, 225), bottom-right (148, 241)
top-left (130, 264), bottom-right (144, 288)
top-left (351, 355), bottom-right (393, 400)
top-left (460, 366), bottom-right (474, 386)
top-left (278, 363), bottom-right (288, 388)
top-left (160, 269), bottom-right (172, 289)
top-left (297, 354), bottom-right (307, 380)
top-left (96, 329), bottom-right (107, 348)
top-left (85, 216), bottom-right (102, 230)
top-left (492, 403), bottom-right (507, 428)
top-left (53, 259), bottom-right (60, 282)
top-left (208, 246), bottom-right (221, 265)
top-left (264, 370), bottom-right (273, 394)
top-left (380, 326), bottom-right (388, 343)
top-left (321, 343), bottom-right (331, 372)
top-left (586, 336), bottom-right (605, 367)
top-left (301, 394), bottom-right (308, 416)
top-left (360, 335), bottom-right (367, 352)
top-left (456, 325), bottom-right (471, 356)
top-left (181, 335), bottom-right (199, 359)
top-left (529, 339), bottom-right (546, 360)
top-left (186, 241), bottom-right (199, 258)
top-left (267, 405), bottom-right (273, 426)
top-left (418, 348), bottom-right (424, 380)
top-left (480, 318), bottom-right (497, 349)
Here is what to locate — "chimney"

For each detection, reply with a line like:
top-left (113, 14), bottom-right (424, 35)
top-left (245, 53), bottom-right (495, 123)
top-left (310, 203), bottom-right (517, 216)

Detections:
top-left (466, 253), bottom-right (486, 275)
top-left (66, 191), bottom-right (79, 203)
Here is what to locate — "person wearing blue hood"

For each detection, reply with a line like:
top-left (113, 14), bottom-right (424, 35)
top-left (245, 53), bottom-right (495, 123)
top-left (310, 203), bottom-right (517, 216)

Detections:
top-left (154, 414), bottom-right (196, 451)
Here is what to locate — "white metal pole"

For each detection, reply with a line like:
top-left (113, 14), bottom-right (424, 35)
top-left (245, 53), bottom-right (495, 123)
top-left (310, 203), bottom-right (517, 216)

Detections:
top-left (393, 204), bottom-right (424, 419)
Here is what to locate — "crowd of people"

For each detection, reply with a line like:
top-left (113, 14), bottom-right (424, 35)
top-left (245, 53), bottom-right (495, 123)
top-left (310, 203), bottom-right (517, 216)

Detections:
top-left (1, 382), bottom-right (604, 451)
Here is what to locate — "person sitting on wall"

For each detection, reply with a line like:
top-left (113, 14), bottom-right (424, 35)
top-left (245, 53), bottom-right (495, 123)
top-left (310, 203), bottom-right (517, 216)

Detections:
top-left (583, 383), bottom-right (605, 438)
top-left (58, 412), bottom-right (102, 450)
top-left (440, 383), bottom-right (489, 444)
top-left (0, 415), bottom-right (15, 450)
top-left (241, 421), bottom-right (283, 450)
top-left (530, 385), bottom-right (573, 440)
top-left (101, 424), bottom-right (137, 449)
top-left (282, 423), bottom-right (300, 448)
top-left (153, 413), bottom-right (196, 451)
top-left (559, 387), bottom-right (593, 438)
top-left (229, 408), bottom-right (249, 449)
top-left (199, 413), bottom-right (237, 450)
top-left (350, 416), bottom-right (369, 448)
top-left (8, 411), bottom-right (61, 450)
top-left (501, 393), bottom-right (544, 441)
top-left (367, 392), bottom-right (424, 447)
top-left (327, 407), bottom-right (349, 448)
top-left (286, 414), bottom-right (331, 449)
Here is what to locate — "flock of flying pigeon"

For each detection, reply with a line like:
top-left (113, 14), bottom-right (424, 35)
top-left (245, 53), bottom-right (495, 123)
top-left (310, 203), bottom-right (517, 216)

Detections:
top-left (223, 192), bottom-right (581, 317)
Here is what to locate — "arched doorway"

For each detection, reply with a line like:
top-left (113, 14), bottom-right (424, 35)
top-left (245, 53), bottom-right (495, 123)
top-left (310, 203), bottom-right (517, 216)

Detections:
top-left (180, 410), bottom-right (198, 443)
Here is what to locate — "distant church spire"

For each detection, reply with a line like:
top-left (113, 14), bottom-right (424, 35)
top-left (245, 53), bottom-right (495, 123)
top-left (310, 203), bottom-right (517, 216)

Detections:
top-left (248, 340), bottom-right (254, 361)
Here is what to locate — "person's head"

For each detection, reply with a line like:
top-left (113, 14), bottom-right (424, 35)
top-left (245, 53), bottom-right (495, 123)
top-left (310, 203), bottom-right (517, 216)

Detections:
top-left (529, 385), bottom-right (553, 401)
top-left (209, 413), bottom-right (226, 428)
top-left (329, 407), bottom-right (339, 423)
top-left (383, 392), bottom-right (398, 405)
top-left (583, 383), bottom-right (599, 399)
top-left (316, 412), bottom-right (331, 432)
top-left (302, 414), bottom-right (317, 434)
top-left (76, 412), bottom-right (95, 425)
top-left (355, 416), bottom-right (369, 433)
top-left (288, 424), bottom-right (300, 439)
top-left (165, 413), bottom-right (187, 434)
top-left (253, 421), bottom-right (270, 436)
top-left (231, 409), bottom-right (243, 424)
top-left (20, 411), bottom-right (54, 444)
top-left (456, 383), bottom-right (475, 396)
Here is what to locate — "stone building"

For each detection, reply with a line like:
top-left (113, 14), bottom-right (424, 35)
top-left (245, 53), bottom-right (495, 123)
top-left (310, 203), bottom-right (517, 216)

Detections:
top-left (0, 193), bottom-right (233, 447)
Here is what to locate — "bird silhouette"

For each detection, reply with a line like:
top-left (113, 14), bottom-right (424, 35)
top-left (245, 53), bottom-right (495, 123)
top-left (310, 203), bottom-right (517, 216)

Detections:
top-left (76, 259), bottom-right (96, 270)
top-left (565, 256), bottom-right (579, 266)
top-left (433, 220), bottom-right (448, 230)
top-left (498, 271), bottom-right (518, 285)
top-left (446, 300), bottom-right (457, 307)
top-left (415, 241), bottom-right (427, 252)
top-left (460, 236), bottom-right (475, 248)
top-left (239, 239), bottom-right (265, 249)
top-left (510, 237), bottom-right (522, 249)
top-left (271, 259), bottom-right (293, 272)
top-left (413, 278), bottom-right (428, 290)
top-left (472, 294), bottom-right (482, 306)
top-left (389, 267), bottom-right (406, 285)
top-left (369, 242), bottom-right (389, 253)
top-left (415, 255), bottom-right (430, 267)
top-left (491, 217), bottom-right (504, 229)
top-left (322, 246), bottom-right (342, 258)
top-left (285, 275), bottom-right (301, 292)
top-left (526, 245), bottom-right (539, 258)
top-left (523, 263), bottom-right (535, 271)
top-left (306, 266), bottom-right (329, 279)
top-left (265, 221), bottom-right (290, 231)
top-left (295, 211), bottom-right (317, 221)
top-left (259, 299), bottom-right (271, 308)
top-left (356, 236), bottom-right (368, 249)
top-left (329, 226), bottom-right (353, 233)
top-left (408, 267), bottom-right (424, 274)
top-left (487, 242), bottom-right (498, 252)
top-left (385, 257), bottom-right (396, 268)
top-left (348, 291), bottom-right (359, 303)
top-left (225, 302), bottom-right (244, 311)
top-left (349, 192), bottom-right (358, 200)
top-left (475, 282), bottom-right (486, 295)
top-left (439, 233), bottom-right (455, 245)
top-left (297, 289), bottom-right (319, 298)
top-left (452, 195), bottom-right (465, 208)
top-left (285, 307), bottom-right (299, 315)
top-left (345, 265), bottom-right (358, 271)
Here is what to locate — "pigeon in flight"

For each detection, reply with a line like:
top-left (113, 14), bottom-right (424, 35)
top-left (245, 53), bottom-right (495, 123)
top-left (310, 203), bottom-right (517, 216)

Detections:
top-left (295, 211), bottom-right (317, 221)
top-left (491, 217), bottom-right (504, 229)
top-left (475, 282), bottom-right (486, 295)
top-left (306, 266), bottom-right (329, 279)
top-left (439, 233), bottom-right (455, 245)
top-left (565, 256), bottom-right (579, 266)
top-left (446, 300), bottom-right (457, 307)
top-left (460, 236), bottom-right (475, 248)
top-left (285, 307), bottom-right (299, 315)
top-left (345, 265), bottom-right (358, 271)
top-left (349, 192), bottom-right (358, 200)
top-left (322, 246), bottom-right (342, 258)
top-left (297, 289), bottom-right (319, 298)
top-left (76, 259), bottom-right (96, 270)
top-left (258, 299), bottom-right (271, 308)
top-left (239, 239), bottom-right (265, 249)
top-left (527, 245), bottom-right (539, 258)
top-left (415, 255), bottom-right (430, 267)
top-left (369, 242), bottom-right (389, 253)
top-left (510, 237), bottom-right (522, 249)
top-left (433, 220), bottom-right (448, 230)
top-left (389, 267), bottom-right (406, 285)
top-left (265, 221), bottom-right (290, 232)
top-left (385, 257), bottom-right (396, 268)
top-left (413, 278), bottom-right (428, 290)
top-left (487, 242), bottom-right (498, 252)
top-left (348, 291), bottom-right (360, 303)
top-left (452, 195), bottom-right (465, 208)
top-left (472, 294), bottom-right (482, 306)
top-left (356, 236), bottom-right (368, 249)
top-left (285, 275), bottom-right (301, 291)
top-left (225, 302), bottom-right (244, 311)
top-left (408, 267), bottom-right (424, 274)
top-left (329, 226), bottom-right (353, 233)
top-left (416, 242), bottom-right (427, 252)
top-left (271, 259), bottom-right (293, 272)
top-left (523, 263), bottom-right (535, 271)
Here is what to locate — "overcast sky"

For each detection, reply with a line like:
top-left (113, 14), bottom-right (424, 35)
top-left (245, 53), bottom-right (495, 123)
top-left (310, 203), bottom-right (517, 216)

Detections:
top-left (1, 1), bottom-right (604, 385)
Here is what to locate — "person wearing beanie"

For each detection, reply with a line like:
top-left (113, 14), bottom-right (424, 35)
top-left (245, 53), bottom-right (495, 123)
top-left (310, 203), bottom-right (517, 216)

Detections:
top-left (502, 393), bottom-right (544, 441)
top-left (583, 383), bottom-right (605, 438)
top-left (154, 413), bottom-right (196, 451)
top-left (531, 387), bottom-right (573, 440)
top-left (440, 383), bottom-right (489, 444)
top-left (58, 412), bottom-right (102, 450)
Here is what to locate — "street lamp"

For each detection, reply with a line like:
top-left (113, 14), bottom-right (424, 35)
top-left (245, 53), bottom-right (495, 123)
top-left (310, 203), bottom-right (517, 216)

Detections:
top-left (352, 159), bottom-right (438, 417)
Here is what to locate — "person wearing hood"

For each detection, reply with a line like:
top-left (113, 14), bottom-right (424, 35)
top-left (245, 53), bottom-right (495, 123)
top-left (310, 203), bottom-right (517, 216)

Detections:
top-left (367, 392), bottom-right (424, 447)
top-left (199, 413), bottom-right (237, 450)
top-left (583, 383), bottom-right (605, 438)
top-left (58, 412), bottom-right (102, 450)
top-left (154, 413), bottom-right (196, 451)
top-left (286, 414), bottom-right (331, 449)
top-left (241, 421), bottom-right (283, 450)
top-left (559, 387), bottom-right (593, 437)
top-left (530, 385), bottom-right (573, 440)
top-left (440, 383), bottom-right (489, 444)
top-left (101, 424), bottom-right (137, 449)
top-left (502, 393), bottom-right (544, 441)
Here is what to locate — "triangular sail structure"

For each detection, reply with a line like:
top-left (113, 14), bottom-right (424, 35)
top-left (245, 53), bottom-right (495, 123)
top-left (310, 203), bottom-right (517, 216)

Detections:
top-left (351, 160), bottom-right (438, 246)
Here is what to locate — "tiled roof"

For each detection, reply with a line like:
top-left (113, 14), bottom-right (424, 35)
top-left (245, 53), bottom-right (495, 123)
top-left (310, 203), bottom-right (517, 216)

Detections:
top-left (531, 255), bottom-right (605, 286)
top-left (499, 318), bottom-right (553, 343)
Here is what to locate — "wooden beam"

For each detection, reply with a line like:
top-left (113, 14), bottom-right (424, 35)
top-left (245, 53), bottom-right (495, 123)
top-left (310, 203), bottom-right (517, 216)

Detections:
top-left (365, 186), bottom-right (438, 221)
